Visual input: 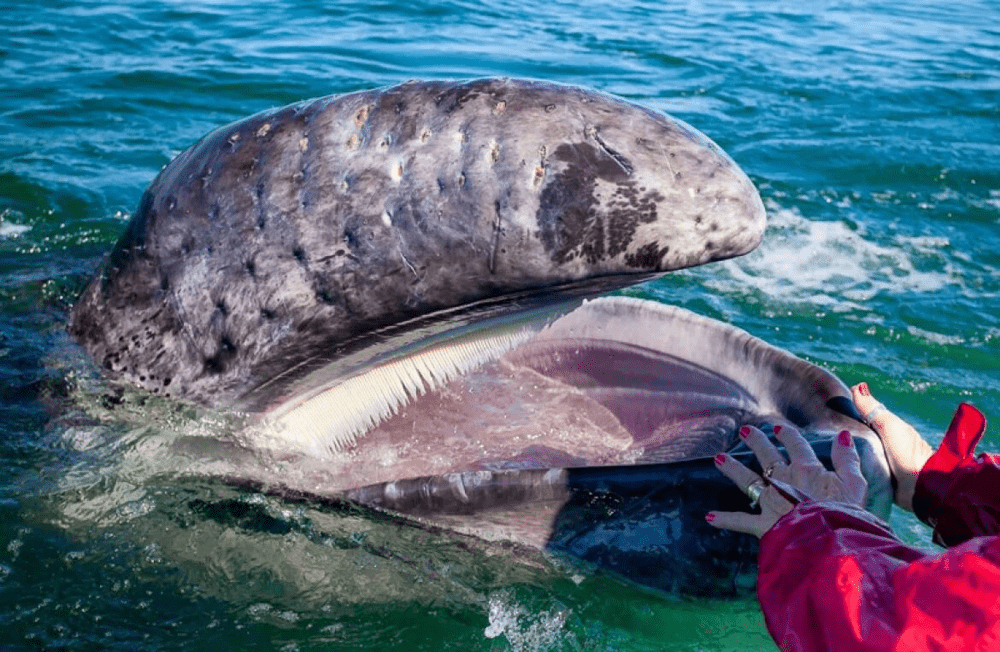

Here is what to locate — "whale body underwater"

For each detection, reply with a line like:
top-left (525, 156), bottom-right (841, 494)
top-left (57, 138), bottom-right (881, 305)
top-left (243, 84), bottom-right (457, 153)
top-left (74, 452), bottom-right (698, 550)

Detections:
top-left (69, 78), bottom-right (892, 596)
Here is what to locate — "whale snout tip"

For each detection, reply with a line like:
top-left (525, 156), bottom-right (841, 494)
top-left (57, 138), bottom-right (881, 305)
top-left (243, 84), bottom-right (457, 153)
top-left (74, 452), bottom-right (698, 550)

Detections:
top-left (69, 77), bottom-right (769, 409)
top-left (709, 170), bottom-right (767, 261)
top-left (624, 149), bottom-right (767, 274)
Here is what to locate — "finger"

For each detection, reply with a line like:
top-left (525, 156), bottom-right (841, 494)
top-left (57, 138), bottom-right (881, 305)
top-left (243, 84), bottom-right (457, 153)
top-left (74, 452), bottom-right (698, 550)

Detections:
top-left (851, 383), bottom-right (925, 450)
top-left (772, 423), bottom-right (820, 467)
top-left (831, 429), bottom-right (868, 506)
top-left (714, 453), bottom-right (762, 493)
top-left (706, 510), bottom-right (768, 538)
top-left (850, 382), bottom-right (933, 478)
top-left (851, 382), bottom-right (891, 431)
top-left (852, 381), bottom-right (936, 515)
top-left (831, 429), bottom-right (863, 478)
top-left (738, 425), bottom-right (786, 471)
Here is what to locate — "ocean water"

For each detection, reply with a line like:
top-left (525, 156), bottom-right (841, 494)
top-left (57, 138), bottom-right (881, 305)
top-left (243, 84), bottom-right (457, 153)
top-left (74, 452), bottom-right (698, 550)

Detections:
top-left (2, 0), bottom-right (999, 649)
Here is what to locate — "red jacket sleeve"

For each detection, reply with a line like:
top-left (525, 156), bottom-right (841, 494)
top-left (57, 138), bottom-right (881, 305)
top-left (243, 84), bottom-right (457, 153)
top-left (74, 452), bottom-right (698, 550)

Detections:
top-left (912, 402), bottom-right (1000, 547)
top-left (756, 404), bottom-right (1000, 652)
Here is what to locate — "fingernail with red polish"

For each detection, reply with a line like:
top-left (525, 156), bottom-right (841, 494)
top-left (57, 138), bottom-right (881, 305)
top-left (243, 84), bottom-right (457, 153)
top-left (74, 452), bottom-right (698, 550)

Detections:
top-left (773, 425), bottom-right (782, 435)
top-left (838, 430), bottom-right (851, 446)
top-left (858, 383), bottom-right (870, 397)
top-left (714, 453), bottom-right (726, 465)
top-left (739, 426), bottom-right (751, 439)
top-left (705, 512), bottom-right (716, 523)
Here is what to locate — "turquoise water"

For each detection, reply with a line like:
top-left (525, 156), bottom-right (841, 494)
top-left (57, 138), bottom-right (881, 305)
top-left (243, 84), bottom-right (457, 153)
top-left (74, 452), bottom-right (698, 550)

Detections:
top-left (2, 1), bottom-right (999, 649)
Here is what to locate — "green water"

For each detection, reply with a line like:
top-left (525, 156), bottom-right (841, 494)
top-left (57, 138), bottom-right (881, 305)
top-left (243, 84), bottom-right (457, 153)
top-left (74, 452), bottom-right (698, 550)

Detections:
top-left (2, 1), bottom-right (999, 649)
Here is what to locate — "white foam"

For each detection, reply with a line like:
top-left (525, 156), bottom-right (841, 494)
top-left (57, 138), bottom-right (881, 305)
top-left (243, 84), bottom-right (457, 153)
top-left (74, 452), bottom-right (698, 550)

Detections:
top-left (483, 590), bottom-right (570, 651)
top-left (905, 325), bottom-right (966, 346)
top-left (693, 199), bottom-right (959, 311)
top-left (0, 213), bottom-right (30, 238)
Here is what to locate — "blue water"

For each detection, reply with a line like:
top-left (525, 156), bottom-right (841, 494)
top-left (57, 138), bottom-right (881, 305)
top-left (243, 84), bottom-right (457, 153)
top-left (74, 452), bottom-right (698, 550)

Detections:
top-left (2, 1), bottom-right (999, 649)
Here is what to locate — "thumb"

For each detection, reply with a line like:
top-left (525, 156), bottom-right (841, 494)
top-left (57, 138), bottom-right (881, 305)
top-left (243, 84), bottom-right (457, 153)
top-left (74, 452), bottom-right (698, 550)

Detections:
top-left (850, 382), bottom-right (933, 512)
top-left (851, 382), bottom-right (892, 432)
top-left (850, 383), bottom-right (928, 456)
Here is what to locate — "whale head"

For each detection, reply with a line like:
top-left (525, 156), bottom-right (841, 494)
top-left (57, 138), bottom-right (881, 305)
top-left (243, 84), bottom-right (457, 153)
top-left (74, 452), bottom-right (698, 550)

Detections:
top-left (69, 78), bottom-right (765, 416)
top-left (63, 79), bottom-right (891, 598)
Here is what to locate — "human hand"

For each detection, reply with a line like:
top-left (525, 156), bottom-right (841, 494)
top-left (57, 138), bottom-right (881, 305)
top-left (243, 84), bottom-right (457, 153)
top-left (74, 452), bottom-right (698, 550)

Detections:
top-left (705, 424), bottom-right (868, 538)
top-left (851, 382), bottom-right (933, 512)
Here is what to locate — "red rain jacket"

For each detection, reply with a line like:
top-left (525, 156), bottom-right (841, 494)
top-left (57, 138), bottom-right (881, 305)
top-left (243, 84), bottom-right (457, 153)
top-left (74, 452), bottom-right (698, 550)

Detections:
top-left (757, 403), bottom-right (1000, 651)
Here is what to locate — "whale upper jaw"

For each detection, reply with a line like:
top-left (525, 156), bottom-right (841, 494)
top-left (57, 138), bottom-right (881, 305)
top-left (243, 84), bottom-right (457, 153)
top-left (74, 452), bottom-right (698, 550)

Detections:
top-left (69, 78), bottom-right (764, 411)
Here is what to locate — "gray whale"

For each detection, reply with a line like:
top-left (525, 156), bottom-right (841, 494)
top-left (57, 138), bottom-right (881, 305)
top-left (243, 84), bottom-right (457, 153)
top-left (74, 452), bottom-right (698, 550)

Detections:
top-left (68, 78), bottom-right (889, 596)
top-left (70, 77), bottom-right (764, 410)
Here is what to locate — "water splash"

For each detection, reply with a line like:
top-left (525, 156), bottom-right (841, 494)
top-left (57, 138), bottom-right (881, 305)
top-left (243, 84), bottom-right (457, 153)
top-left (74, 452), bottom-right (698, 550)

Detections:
top-left (695, 199), bottom-right (959, 311)
top-left (0, 215), bottom-right (31, 239)
top-left (484, 589), bottom-right (572, 652)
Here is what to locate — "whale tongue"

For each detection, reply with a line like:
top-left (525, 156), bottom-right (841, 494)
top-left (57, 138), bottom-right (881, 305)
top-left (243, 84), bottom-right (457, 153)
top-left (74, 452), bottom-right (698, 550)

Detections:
top-left (504, 337), bottom-right (750, 463)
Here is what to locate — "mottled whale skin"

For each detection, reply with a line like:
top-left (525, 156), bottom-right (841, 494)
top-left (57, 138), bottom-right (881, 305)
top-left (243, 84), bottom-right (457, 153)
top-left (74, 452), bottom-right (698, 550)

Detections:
top-left (69, 78), bottom-right (764, 411)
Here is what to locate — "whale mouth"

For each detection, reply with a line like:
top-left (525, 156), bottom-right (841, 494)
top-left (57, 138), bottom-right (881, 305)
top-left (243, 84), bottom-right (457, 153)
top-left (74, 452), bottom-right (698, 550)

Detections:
top-left (260, 332), bottom-right (755, 492)
top-left (59, 293), bottom-right (893, 598)
top-left (224, 296), bottom-right (891, 599)
top-left (237, 271), bottom-right (665, 415)
top-left (333, 331), bottom-right (764, 519)
top-left (247, 296), bottom-right (886, 507)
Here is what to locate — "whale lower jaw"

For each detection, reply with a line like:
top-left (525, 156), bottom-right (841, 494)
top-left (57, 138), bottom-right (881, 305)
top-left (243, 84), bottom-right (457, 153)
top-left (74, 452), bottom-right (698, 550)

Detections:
top-left (239, 296), bottom-right (893, 522)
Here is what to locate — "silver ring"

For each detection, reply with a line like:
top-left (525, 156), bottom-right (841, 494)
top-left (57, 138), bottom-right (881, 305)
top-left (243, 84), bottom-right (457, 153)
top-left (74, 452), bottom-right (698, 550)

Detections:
top-left (746, 480), bottom-right (765, 508)
top-left (864, 403), bottom-right (887, 428)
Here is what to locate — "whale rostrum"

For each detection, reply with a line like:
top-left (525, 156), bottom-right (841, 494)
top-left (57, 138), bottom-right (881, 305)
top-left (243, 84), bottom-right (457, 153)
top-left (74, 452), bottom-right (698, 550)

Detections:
top-left (70, 77), bottom-right (765, 414)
